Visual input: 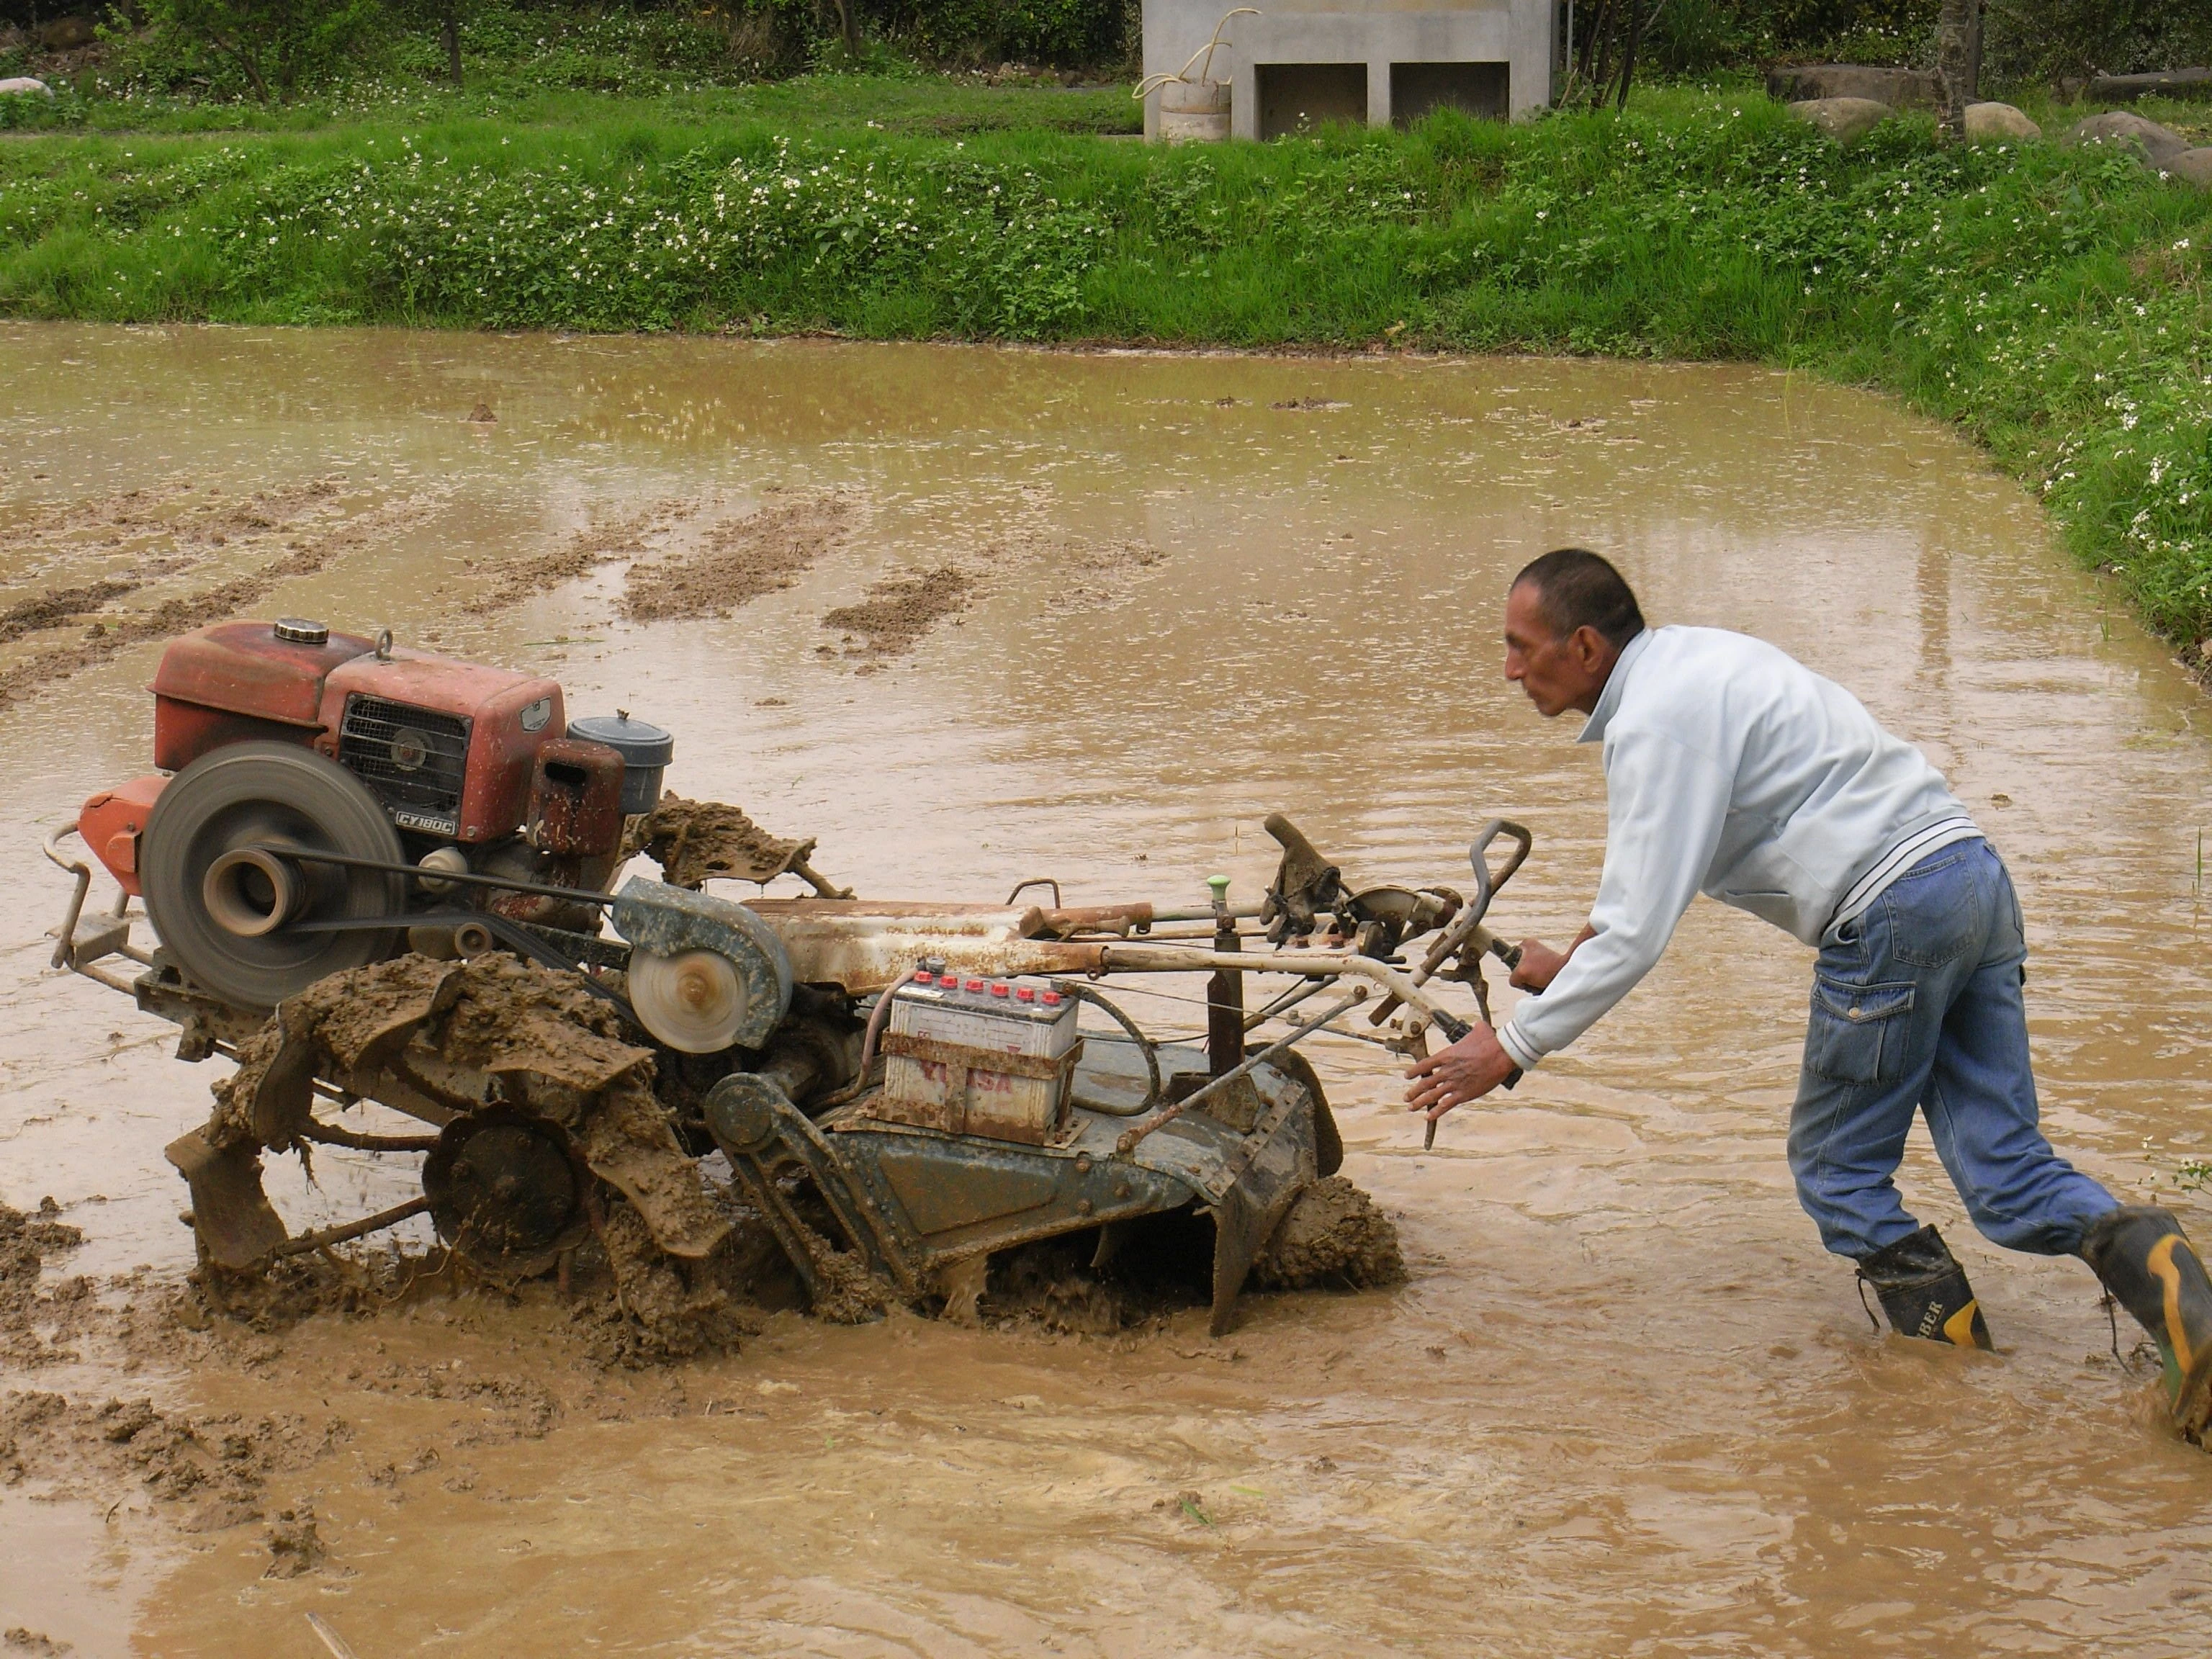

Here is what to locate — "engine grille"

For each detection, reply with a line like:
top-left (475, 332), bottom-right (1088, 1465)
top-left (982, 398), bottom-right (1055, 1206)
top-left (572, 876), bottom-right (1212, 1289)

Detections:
top-left (339, 694), bottom-right (471, 835)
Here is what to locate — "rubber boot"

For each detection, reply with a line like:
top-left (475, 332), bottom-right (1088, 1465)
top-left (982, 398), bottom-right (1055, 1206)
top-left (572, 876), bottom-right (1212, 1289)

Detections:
top-left (1856, 1223), bottom-right (1992, 1349)
top-left (2080, 1205), bottom-right (2212, 1439)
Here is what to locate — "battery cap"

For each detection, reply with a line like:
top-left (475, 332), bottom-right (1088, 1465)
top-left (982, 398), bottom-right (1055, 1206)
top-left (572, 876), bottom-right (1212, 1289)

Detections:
top-left (991, 981), bottom-right (1010, 998)
top-left (1015, 986), bottom-right (1036, 1002)
top-left (965, 978), bottom-right (986, 994)
top-left (1041, 990), bottom-right (1063, 1007)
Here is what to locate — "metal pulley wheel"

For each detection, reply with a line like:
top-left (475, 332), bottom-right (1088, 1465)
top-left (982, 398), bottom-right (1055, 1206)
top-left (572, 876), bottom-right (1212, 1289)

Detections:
top-left (421, 1108), bottom-right (590, 1277)
top-left (140, 742), bottom-right (407, 1010)
top-left (627, 946), bottom-right (753, 1054)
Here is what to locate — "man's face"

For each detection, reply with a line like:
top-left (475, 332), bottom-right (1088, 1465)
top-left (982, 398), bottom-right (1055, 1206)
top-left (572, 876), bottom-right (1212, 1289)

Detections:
top-left (1503, 581), bottom-right (1614, 718)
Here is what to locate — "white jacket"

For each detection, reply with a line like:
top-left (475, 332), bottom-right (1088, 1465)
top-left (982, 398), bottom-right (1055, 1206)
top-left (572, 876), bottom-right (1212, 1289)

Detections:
top-left (1496, 626), bottom-right (1975, 1071)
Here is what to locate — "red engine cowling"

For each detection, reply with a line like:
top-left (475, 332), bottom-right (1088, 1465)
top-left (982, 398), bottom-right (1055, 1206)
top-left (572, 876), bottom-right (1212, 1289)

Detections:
top-left (145, 619), bottom-right (565, 842)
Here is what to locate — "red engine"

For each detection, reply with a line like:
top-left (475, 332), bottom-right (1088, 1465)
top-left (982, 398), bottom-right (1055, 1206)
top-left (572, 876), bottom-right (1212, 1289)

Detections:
top-left (76, 620), bottom-right (655, 1007)
top-left (149, 618), bottom-right (565, 843)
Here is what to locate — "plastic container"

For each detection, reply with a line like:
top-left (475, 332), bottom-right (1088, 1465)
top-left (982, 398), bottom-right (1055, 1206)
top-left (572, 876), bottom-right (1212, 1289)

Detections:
top-left (1159, 79), bottom-right (1231, 143)
top-left (567, 714), bottom-right (674, 815)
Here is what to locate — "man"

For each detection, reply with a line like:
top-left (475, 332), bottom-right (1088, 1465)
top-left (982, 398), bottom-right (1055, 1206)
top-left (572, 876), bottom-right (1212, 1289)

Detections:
top-left (1406, 547), bottom-right (2212, 1440)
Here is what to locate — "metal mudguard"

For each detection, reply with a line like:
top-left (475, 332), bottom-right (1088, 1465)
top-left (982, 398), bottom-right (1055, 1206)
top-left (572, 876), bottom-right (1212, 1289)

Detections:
top-left (703, 1047), bottom-right (1323, 1336)
top-left (608, 876), bottom-right (793, 1049)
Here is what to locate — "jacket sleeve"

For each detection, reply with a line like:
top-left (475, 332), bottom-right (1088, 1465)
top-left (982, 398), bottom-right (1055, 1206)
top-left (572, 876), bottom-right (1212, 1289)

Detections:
top-left (1497, 726), bottom-right (1733, 1069)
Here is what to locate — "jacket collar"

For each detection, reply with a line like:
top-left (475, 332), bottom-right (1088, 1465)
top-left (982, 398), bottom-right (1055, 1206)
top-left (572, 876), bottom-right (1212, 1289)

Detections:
top-left (1577, 625), bottom-right (1654, 745)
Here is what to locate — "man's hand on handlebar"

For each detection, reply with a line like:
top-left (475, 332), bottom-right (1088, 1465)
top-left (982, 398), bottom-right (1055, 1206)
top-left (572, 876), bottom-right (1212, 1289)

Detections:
top-left (1509, 922), bottom-right (1596, 992)
top-left (1404, 1022), bottom-right (1519, 1123)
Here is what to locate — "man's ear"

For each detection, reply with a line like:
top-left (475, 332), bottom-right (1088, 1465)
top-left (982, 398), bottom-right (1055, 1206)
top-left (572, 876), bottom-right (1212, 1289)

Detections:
top-left (1568, 624), bottom-right (1609, 667)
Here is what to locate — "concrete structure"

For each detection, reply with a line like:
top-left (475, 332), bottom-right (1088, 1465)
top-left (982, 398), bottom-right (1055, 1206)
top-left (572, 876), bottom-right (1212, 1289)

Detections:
top-left (1140, 0), bottom-right (1555, 141)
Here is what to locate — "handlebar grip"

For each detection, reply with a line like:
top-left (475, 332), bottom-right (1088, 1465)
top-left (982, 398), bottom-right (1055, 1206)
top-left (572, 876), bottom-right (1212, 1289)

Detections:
top-left (1426, 1009), bottom-right (1521, 1091)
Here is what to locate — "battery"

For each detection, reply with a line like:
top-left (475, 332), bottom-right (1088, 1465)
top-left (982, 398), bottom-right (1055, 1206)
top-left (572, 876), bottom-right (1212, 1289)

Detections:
top-left (873, 971), bottom-right (1082, 1144)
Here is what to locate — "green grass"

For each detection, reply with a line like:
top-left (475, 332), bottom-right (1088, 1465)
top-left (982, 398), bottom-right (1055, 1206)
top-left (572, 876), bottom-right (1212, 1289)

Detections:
top-left (1, 83), bottom-right (2208, 655)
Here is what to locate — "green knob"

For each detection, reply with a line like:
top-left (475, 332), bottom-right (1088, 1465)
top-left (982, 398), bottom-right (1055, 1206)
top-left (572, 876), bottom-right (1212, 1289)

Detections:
top-left (1206, 874), bottom-right (1231, 902)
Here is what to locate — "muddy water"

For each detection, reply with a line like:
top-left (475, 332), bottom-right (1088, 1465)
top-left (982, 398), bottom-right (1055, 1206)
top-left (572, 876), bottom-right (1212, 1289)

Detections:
top-left (4, 323), bottom-right (2211, 1655)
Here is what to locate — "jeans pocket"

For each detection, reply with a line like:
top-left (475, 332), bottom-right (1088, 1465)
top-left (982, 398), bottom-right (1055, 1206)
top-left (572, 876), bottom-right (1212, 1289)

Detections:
top-left (1802, 977), bottom-right (1917, 1084)
top-left (1885, 855), bottom-right (1983, 968)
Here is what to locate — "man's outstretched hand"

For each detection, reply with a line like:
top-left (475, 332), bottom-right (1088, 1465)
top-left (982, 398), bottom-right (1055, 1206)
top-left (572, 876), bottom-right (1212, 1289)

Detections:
top-left (1404, 1022), bottom-right (1519, 1124)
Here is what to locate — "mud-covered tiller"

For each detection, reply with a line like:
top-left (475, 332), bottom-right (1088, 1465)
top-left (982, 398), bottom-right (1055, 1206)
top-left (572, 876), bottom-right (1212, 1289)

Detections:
top-left (45, 618), bottom-right (1535, 1333)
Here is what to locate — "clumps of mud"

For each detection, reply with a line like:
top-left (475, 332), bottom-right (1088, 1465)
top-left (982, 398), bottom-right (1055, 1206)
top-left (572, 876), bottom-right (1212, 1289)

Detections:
top-left (809, 535), bottom-right (1164, 669)
top-left (622, 493), bottom-right (855, 622)
top-left (463, 496), bottom-right (676, 616)
top-left (982, 1238), bottom-right (1141, 1335)
top-left (0, 578), bottom-right (140, 645)
top-left (800, 1234), bottom-right (891, 1326)
top-left (628, 792), bottom-right (820, 889)
top-left (1270, 397), bottom-right (1349, 412)
top-left (975, 1180), bottom-right (1401, 1334)
top-left (186, 1249), bottom-right (443, 1334)
top-left (0, 1199), bottom-right (88, 1367)
top-left (5, 1627), bottom-right (73, 1655)
top-left (579, 1201), bottom-right (763, 1365)
top-left (1251, 1177), bottom-right (1404, 1290)
top-left (819, 565), bottom-right (974, 662)
top-left (262, 1505), bottom-right (325, 1577)
top-left (0, 1385), bottom-right (352, 1537)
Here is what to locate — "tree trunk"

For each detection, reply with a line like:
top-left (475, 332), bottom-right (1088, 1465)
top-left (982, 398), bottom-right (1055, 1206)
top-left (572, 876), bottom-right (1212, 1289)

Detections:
top-left (1612, 0), bottom-right (1646, 108)
top-left (441, 1), bottom-right (462, 88)
top-left (1935, 0), bottom-right (1974, 140)
top-left (1966, 0), bottom-right (1983, 104)
top-left (1581, 0), bottom-right (1619, 105)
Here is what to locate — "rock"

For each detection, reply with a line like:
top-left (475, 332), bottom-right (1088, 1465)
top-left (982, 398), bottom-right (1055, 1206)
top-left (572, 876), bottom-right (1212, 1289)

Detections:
top-left (2088, 68), bottom-right (2212, 103)
top-left (1768, 64), bottom-right (1938, 110)
top-left (35, 16), bottom-right (95, 50)
top-left (2174, 148), bottom-right (2212, 189)
top-left (0, 78), bottom-right (53, 99)
top-left (465, 402), bottom-right (496, 423)
top-left (1964, 102), bottom-right (2039, 143)
top-left (1789, 96), bottom-right (1894, 145)
top-left (2063, 110), bottom-right (2190, 170)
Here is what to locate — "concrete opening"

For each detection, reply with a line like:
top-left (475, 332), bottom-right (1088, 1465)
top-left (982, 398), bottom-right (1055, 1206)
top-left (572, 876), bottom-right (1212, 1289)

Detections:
top-left (1390, 60), bottom-right (1510, 125)
top-left (1256, 63), bottom-right (1369, 138)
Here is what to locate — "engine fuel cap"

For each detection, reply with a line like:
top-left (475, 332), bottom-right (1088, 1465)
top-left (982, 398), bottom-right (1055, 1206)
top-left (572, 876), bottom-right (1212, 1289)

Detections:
top-left (272, 617), bottom-right (330, 644)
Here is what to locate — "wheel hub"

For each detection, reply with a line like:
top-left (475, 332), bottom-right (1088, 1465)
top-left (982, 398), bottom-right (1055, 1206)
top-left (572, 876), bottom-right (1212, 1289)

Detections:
top-left (421, 1109), bottom-right (588, 1277)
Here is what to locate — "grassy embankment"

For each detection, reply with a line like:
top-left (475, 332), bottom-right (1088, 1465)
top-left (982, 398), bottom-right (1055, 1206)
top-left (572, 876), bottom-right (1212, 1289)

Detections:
top-left (1, 83), bottom-right (2208, 655)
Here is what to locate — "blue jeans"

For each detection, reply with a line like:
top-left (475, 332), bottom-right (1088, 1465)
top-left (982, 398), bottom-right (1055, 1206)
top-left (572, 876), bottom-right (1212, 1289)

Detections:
top-left (1786, 838), bottom-right (2116, 1261)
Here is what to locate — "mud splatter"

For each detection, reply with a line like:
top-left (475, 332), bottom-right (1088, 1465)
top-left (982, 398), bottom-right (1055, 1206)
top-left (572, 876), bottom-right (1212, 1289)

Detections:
top-left (583, 1201), bottom-right (761, 1365)
top-left (621, 493), bottom-right (853, 622)
top-left (1251, 1177), bottom-right (1403, 1290)
top-left (1270, 397), bottom-right (1348, 411)
top-left (820, 565), bottom-right (974, 661)
top-left (0, 1199), bottom-right (86, 1367)
top-left (0, 1382), bottom-right (350, 1527)
top-left (261, 1505), bottom-right (325, 1578)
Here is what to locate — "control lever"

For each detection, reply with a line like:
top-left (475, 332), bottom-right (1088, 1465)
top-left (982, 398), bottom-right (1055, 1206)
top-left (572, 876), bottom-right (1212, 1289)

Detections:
top-left (1372, 818), bottom-right (1533, 1028)
top-left (1382, 818), bottom-right (1533, 1149)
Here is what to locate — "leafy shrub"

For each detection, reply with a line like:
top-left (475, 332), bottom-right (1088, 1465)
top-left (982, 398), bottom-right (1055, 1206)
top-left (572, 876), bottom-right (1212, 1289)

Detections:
top-left (137, 0), bottom-right (381, 102)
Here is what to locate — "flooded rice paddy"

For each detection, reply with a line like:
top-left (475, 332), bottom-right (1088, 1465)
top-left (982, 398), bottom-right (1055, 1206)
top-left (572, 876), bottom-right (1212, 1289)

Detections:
top-left (1, 323), bottom-right (2210, 1655)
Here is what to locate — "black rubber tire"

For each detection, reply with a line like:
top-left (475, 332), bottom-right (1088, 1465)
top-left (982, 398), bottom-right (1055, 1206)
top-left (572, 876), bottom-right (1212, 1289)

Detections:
top-left (141, 740), bottom-right (408, 1012)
